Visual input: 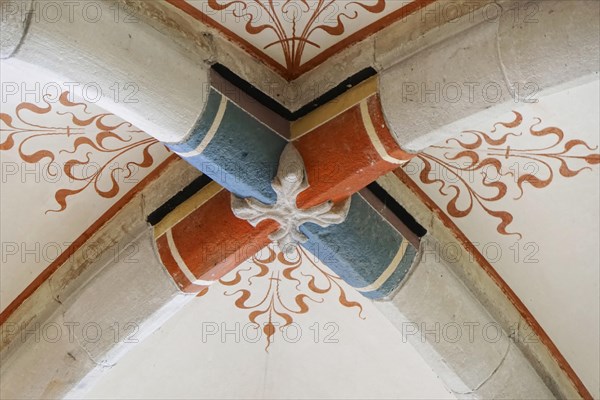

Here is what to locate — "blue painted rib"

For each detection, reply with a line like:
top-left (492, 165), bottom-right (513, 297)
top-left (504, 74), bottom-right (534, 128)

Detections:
top-left (300, 193), bottom-right (417, 300)
top-left (167, 89), bottom-right (286, 204)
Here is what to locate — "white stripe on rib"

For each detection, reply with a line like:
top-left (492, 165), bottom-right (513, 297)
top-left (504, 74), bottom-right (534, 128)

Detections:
top-left (355, 239), bottom-right (410, 293)
top-left (360, 100), bottom-right (405, 165)
top-left (176, 96), bottom-right (228, 158)
top-left (166, 229), bottom-right (214, 286)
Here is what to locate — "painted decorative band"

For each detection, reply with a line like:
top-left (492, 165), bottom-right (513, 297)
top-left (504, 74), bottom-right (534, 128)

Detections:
top-left (295, 94), bottom-right (413, 207)
top-left (360, 99), bottom-right (406, 165)
top-left (165, 229), bottom-right (215, 287)
top-left (155, 189), bottom-right (277, 293)
top-left (154, 181), bottom-right (223, 239)
top-left (300, 193), bottom-right (417, 300)
top-left (156, 233), bottom-right (207, 294)
top-left (168, 88), bottom-right (287, 205)
top-left (353, 239), bottom-right (411, 293)
top-left (290, 76), bottom-right (378, 139)
top-left (175, 96), bottom-right (228, 158)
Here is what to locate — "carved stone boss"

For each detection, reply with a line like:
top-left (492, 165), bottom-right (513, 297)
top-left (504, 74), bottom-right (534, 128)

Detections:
top-left (231, 144), bottom-right (351, 251)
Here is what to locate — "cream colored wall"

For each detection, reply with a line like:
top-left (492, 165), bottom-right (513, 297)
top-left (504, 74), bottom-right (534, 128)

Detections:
top-left (83, 245), bottom-right (454, 400)
top-left (0, 62), bottom-right (171, 312)
top-left (403, 79), bottom-right (600, 397)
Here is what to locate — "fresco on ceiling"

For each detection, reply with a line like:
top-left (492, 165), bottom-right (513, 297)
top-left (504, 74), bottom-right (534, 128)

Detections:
top-left (207, 0), bottom-right (386, 71)
top-left (171, 0), bottom-right (427, 78)
top-left (0, 92), bottom-right (166, 213)
top-left (0, 76), bottom-right (172, 315)
top-left (400, 80), bottom-right (600, 397)
top-left (198, 244), bottom-right (366, 351)
top-left (406, 110), bottom-right (600, 238)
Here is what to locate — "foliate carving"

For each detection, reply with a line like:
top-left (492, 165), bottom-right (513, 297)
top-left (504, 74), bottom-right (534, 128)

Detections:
top-left (232, 143), bottom-right (350, 251)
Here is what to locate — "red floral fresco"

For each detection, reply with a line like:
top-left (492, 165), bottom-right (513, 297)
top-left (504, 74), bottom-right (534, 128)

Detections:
top-left (207, 0), bottom-right (386, 70)
top-left (217, 245), bottom-right (365, 351)
top-left (409, 111), bottom-right (600, 237)
top-left (0, 92), bottom-right (165, 213)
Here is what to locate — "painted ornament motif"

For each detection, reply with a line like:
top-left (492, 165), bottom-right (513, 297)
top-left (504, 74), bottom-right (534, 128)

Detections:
top-left (216, 244), bottom-right (366, 351)
top-left (0, 92), bottom-right (166, 213)
top-left (408, 111), bottom-right (600, 237)
top-left (206, 0), bottom-right (387, 70)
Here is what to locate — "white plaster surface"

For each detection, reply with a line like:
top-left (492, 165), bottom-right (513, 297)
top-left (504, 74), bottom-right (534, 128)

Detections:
top-left (379, 0), bottom-right (600, 152)
top-left (83, 245), bottom-right (454, 400)
top-left (0, 62), bottom-right (172, 314)
top-left (377, 79), bottom-right (600, 398)
top-left (403, 80), bottom-right (600, 398)
top-left (0, 227), bottom-right (195, 400)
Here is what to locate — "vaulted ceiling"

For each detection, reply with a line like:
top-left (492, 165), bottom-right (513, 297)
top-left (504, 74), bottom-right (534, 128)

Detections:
top-left (0, 62), bottom-right (173, 313)
top-left (83, 244), bottom-right (454, 399)
top-left (398, 80), bottom-right (600, 393)
top-left (169, 0), bottom-right (431, 79)
top-left (1, 0), bottom-right (599, 399)
top-left (2, 62), bottom-right (598, 400)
